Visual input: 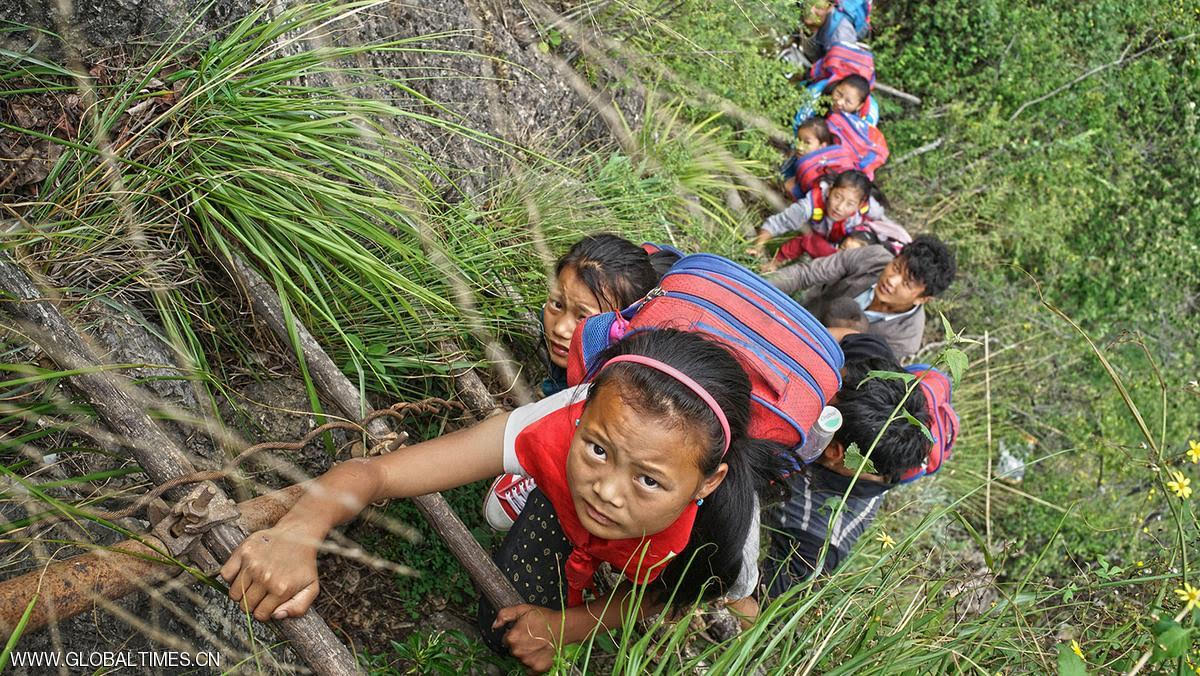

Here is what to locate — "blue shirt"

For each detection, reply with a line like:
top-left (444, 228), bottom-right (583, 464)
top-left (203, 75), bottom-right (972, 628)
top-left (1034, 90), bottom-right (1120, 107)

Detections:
top-left (854, 285), bottom-right (920, 325)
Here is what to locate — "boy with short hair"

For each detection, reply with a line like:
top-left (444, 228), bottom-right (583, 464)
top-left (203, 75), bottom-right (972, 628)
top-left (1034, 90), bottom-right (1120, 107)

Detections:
top-left (723, 335), bottom-right (926, 621)
top-left (767, 234), bottom-right (956, 359)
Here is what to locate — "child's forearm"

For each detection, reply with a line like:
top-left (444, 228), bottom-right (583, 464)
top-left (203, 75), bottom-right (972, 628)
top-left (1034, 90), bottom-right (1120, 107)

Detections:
top-left (273, 458), bottom-right (382, 543)
top-left (276, 412), bottom-right (512, 542)
top-left (560, 585), bottom-right (665, 644)
top-left (761, 202), bottom-right (810, 239)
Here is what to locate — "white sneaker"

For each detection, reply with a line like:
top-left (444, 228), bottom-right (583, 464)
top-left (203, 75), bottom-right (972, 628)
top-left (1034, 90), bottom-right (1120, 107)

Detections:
top-left (483, 473), bottom-right (538, 531)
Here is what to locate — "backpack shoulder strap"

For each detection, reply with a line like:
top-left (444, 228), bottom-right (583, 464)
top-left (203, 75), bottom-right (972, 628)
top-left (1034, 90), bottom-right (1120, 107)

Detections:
top-left (640, 242), bottom-right (685, 258)
top-left (811, 182), bottom-right (827, 223)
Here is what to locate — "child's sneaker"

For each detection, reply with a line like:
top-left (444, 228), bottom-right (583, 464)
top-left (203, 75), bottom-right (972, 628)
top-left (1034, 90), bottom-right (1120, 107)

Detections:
top-left (483, 473), bottom-right (538, 531)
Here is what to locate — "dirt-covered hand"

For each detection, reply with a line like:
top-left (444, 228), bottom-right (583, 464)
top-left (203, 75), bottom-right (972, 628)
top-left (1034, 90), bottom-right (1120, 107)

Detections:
top-left (493, 603), bottom-right (563, 673)
top-left (219, 525), bottom-right (321, 622)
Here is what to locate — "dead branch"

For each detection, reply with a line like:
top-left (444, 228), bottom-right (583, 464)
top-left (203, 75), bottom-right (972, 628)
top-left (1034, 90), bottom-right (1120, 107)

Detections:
top-left (1009, 33), bottom-right (1197, 121)
top-left (874, 82), bottom-right (922, 105)
top-left (0, 486), bottom-right (303, 634)
top-left (890, 137), bottom-right (945, 166)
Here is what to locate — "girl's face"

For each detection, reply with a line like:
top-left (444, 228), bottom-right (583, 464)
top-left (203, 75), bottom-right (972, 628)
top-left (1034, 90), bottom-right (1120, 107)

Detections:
top-left (796, 128), bottom-right (824, 155)
top-left (543, 266), bottom-right (605, 368)
top-left (566, 383), bottom-right (727, 539)
top-left (831, 83), bottom-right (865, 115)
top-left (827, 185), bottom-right (867, 222)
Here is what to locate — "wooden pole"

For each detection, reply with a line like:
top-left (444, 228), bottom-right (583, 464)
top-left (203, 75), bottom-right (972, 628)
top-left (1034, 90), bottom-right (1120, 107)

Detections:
top-left (228, 255), bottom-right (524, 609)
top-left (0, 254), bottom-right (364, 676)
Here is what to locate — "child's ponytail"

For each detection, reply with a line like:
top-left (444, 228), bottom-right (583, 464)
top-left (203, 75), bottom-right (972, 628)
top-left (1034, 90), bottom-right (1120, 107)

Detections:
top-left (647, 249), bottom-right (681, 278)
top-left (869, 183), bottom-right (890, 210)
top-left (664, 436), bottom-right (785, 601)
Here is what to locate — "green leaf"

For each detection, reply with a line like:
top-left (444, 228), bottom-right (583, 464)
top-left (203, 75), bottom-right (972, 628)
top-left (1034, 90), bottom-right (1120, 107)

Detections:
top-left (902, 409), bottom-right (934, 442)
top-left (1055, 642), bottom-right (1088, 676)
top-left (843, 442), bottom-right (878, 474)
top-left (952, 510), bottom-right (995, 571)
top-left (1150, 617), bottom-right (1179, 637)
top-left (943, 347), bottom-right (968, 384)
top-left (0, 593), bottom-right (37, 671)
top-left (818, 494), bottom-right (845, 517)
top-left (1150, 624), bottom-right (1191, 663)
top-left (857, 369), bottom-right (915, 389)
top-left (940, 312), bottom-right (955, 342)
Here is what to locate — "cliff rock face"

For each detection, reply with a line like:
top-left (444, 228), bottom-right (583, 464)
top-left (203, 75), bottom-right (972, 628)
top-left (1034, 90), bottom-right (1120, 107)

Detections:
top-left (2, 0), bottom-right (632, 184)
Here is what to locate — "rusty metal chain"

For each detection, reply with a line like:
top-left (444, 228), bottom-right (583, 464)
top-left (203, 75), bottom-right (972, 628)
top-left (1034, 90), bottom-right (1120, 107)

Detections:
top-left (33, 398), bottom-right (464, 525)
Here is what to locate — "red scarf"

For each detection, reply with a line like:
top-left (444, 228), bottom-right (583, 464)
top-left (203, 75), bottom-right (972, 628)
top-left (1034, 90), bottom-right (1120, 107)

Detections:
top-left (513, 399), bottom-right (698, 606)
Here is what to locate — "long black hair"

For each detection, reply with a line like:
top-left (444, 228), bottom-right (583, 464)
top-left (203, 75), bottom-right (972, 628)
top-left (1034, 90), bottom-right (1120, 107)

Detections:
top-left (556, 234), bottom-right (677, 311)
top-left (585, 329), bottom-right (784, 603)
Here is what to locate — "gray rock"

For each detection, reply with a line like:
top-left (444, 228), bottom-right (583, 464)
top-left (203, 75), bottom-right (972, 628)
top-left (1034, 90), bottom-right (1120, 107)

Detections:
top-left (0, 0), bottom-right (636, 190)
top-left (216, 374), bottom-right (344, 485)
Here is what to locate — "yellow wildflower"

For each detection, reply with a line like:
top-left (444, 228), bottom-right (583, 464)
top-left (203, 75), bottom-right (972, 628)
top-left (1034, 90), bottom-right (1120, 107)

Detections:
top-left (1137, 560), bottom-right (1145, 568)
top-left (876, 532), bottom-right (896, 549)
top-left (1188, 440), bottom-right (1200, 464)
top-left (1175, 582), bottom-right (1200, 612)
top-left (1071, 639), bottom-right (1084, 661)
top-left (1167, 471), bottom-right (1193, 499)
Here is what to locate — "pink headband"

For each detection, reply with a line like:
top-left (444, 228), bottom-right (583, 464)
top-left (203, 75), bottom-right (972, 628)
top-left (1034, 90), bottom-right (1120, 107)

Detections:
top-left (600, 355), bottom-right (731, 457)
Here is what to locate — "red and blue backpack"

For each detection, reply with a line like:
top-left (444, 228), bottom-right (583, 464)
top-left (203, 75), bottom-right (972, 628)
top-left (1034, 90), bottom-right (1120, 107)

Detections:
top-left (566, 253), bottom-right (845, 471)
top-left (818, 0), bottom-right (873, 45)
top-left (640, 242), bottom-right (683, 257)
top-left (790, 144), bottom-right (859, 198)
top-left (810, 43), bottom-right (876, 90)
top-left (897, 365), bottom-right (960, 483)
top-left (826, 111), bottom-right (890, 178)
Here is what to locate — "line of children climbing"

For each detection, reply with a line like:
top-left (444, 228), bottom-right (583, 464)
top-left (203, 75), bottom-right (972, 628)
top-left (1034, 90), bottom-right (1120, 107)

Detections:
top-left (218, 4), bottom-right (964, 672)
top-left (728, 0), bottom-right (962, 625)
top-left (752, 0), bottom-right (905, 270)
